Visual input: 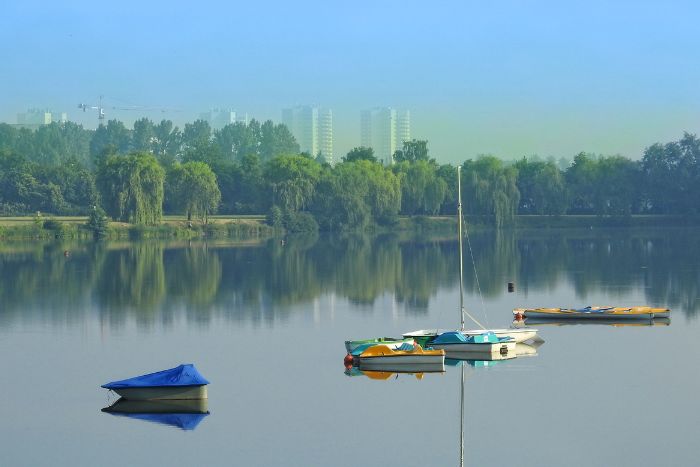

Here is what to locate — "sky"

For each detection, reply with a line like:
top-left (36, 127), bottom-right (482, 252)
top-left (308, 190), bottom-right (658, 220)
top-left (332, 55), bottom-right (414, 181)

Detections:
top-left (1, 0), bottom-right (699, 163)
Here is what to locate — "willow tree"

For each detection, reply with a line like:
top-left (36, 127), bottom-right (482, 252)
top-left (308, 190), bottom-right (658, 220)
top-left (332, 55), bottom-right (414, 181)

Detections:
top-left (265, 154), bottom-right (322, 212)
top-left (462, 156), bottom-right (520, 228)
top-left (97, 152), bottom-right (165, 224)
top-left (167, 161), bottom-right (221, 222)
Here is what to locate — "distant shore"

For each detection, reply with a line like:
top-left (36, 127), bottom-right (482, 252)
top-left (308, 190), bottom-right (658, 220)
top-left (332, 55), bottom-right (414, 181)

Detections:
top-left (1, 214), bottom-right (699, 241)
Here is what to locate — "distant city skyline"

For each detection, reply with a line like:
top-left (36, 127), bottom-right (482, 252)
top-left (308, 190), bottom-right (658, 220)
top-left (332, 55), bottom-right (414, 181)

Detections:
top-left (2, 1), bottom-right (699, 163)
top-left (282, 105), bottom-right (333, 162)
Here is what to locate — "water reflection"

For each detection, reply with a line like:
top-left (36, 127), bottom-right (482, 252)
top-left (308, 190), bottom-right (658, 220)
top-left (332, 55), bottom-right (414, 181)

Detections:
top-left (517, 318), bottom-right (672, 327)
top-left (102, 398), bottom-right (209, 431)
top-left (1, 228), bottom-right (698, 327)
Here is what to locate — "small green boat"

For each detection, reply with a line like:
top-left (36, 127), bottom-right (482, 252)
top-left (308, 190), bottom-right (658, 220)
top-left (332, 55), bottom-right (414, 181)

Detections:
top-left (344, 337), bottom-right (415, 353)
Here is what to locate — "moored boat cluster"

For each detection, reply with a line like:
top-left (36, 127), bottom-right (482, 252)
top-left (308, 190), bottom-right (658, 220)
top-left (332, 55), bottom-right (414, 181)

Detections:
top-left (344, 304), bottom-right (672, 378)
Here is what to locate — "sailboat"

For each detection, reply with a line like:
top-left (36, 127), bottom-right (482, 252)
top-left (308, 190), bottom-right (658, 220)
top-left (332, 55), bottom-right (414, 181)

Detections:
top-left (403, 166), bottom-right (536, 354)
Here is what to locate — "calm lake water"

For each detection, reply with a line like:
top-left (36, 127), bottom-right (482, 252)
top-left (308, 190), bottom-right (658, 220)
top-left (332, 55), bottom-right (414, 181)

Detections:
top-left (1, 228), bottom-right (698, 466)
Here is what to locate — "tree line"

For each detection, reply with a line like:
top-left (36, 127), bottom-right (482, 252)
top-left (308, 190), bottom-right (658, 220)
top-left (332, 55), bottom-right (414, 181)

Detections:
top-left (1, 118), bottom-right (699, 230)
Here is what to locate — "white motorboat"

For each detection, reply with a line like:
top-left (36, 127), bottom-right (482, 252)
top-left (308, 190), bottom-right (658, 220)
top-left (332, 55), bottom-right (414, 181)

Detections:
top-left (426, 331), bottom-right (516, 357)
top-left (403, 327), bottom-right (540, 344)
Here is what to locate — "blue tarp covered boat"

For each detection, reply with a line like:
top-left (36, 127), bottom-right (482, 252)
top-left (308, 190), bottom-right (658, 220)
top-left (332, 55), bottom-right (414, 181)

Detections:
top-left (102, 364), bottom-right (209, 400)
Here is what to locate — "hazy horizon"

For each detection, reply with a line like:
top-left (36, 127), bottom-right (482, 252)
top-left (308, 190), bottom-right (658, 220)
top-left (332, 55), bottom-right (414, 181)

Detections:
top-left (2, 0), bottom-right (699, 163)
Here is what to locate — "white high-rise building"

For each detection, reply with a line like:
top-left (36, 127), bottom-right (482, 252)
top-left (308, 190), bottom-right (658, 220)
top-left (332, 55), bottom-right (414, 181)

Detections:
top-left (282, 106), bottom-right (333, 163)
top-left (360, 108), bottom-right (411, 165)
top-left (396, 109), bottom-right (411, 149)
top-left (199, 108), bottom-right (248, 130)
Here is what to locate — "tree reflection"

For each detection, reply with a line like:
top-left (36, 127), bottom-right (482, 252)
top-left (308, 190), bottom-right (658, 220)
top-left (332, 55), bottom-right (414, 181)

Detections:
top-left (95, 242), bottom-right (166, 326)
top-left (1, 228), bottom-right (698, 327)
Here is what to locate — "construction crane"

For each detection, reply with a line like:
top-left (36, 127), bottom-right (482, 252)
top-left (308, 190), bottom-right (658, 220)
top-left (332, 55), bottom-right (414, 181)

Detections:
top-left (78, 95), bottom-right (106, 124)
top-left (78, 95), bottom-right (180, 126)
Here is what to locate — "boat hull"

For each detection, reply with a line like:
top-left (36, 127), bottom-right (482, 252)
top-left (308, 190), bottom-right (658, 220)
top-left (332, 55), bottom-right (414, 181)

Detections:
top-left (110, 385), bottom-right (207, 401)
top-left (429, 341), bottom-right (517, 357)
top-left (467, 328), bottom-right (539, 343)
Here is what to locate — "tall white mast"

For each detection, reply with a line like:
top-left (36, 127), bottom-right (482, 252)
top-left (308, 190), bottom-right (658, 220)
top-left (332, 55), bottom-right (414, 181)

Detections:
top-left (458, 166), bottom-right (465, 332)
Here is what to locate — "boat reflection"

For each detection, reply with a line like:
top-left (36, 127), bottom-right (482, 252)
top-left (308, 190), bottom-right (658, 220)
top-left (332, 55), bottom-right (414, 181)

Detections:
top-left (514, 317), bottom-right (671, 327)
top-left (344, 366), bottom-right (444, 380)
top-left (102, 398), bottom-right (210, 431)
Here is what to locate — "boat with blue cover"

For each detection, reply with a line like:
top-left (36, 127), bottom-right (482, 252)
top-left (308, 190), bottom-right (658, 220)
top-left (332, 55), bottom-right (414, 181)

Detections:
top-left (403, 327), bottom-right (539, 345)
top-left (101, 364), bottom-right (209, 400)
top-left (426, 331), bottom-right (516, 358)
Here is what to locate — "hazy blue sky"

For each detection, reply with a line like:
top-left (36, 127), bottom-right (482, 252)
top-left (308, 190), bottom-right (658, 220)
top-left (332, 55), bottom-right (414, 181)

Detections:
top-left (2, 0), bottom-right (699, 163)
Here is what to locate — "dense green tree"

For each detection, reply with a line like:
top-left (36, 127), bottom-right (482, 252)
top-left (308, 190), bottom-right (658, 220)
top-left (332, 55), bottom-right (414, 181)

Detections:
top-left (0, 150), bottom-right (97, 215)
top-left (514, 157), bottom-right (567, 215)
top-left (393, 139), bottom-right (430, 163)
top-left (182, 119), bottom-right (212, 153)
top-left (436, 163), bottom-right (458, 214)
top-left (312, 160), bottom-right (400, 230)
top-left (32, 158), bottom-right (99, 213)
top-left (235, 153), bottom-right (264, 212)
top-left (132, 118), bottom-right (155, 153)
top-left (0, 123), bottom-right (18, 152)
top-left (215, 122), bottom-right (253, 162)
top-left (313, 164), bottom-right (371, 230)
top-left (259, 120), bottom-right (299, 161)
top-left (642, 132), bottom-right (700, 214)
top-left (565, 153), bottom-right (641, 216)
top-left (30, 122), bottom-right (91, 167)
top-left (597, 156), bottom-right (642, 216)
top-left (96, 152), bottom-right (165, 224)
top-left (182, 140), bottom-right (224, 167)
top-left (344, 146), bottom-right (377, 163)
top-left (90, 120), bottom-right (131, 164)
top-left (565, 153), bottom-right (598, 214)
top-left (166, 161), bottom-right (221, 222)
top-left (152, 120), bottom-right (182, 165)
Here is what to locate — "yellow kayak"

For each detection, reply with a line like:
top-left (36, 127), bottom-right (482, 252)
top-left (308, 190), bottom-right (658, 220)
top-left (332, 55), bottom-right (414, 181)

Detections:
top-left (513, 306), bottom-right (670, 320)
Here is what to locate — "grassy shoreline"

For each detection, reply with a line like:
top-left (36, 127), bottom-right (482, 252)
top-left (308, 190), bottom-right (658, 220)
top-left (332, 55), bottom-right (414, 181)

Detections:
top-left (1, 214), bottom-right (699, 241)
top-left (0, 215), bottom-right (274, 241)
